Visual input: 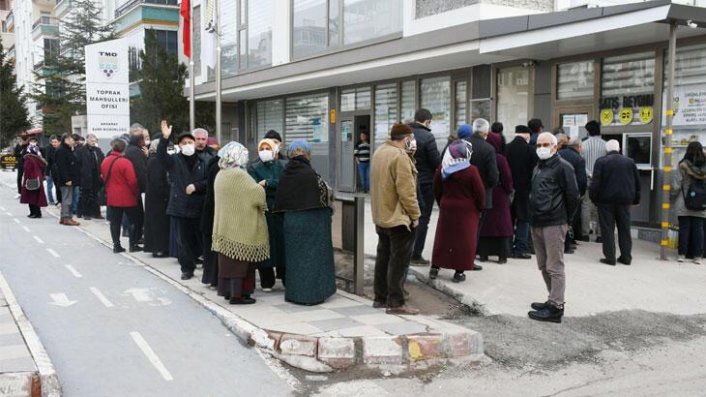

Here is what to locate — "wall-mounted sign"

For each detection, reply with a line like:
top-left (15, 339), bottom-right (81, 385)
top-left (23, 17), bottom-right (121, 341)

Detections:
top-left (600, 109), bottom-right (614, 125)
top-left (619, 108), bottom-right (633, 125)
top-left (639, 106), bottom-right (654, 124)
top-left (85, 38), bottom-right (130, 139)
top-left (561, 113), bottom-right (588, 139)
top-left (666, 84), bottom-right (706, 126)
top-left (599, 94), bottom-right (654, 126)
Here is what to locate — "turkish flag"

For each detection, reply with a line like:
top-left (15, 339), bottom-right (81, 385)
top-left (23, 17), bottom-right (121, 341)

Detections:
top-left (180, 0), bottom-right (191, 58)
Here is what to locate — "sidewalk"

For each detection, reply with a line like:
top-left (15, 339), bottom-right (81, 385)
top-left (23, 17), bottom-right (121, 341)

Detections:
top-left (0, 273), bottom-right (60, 397)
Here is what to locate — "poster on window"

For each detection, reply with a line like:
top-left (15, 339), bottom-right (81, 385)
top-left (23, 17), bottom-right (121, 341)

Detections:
top-left (85, 38), bottom-right (130, 139)
top-left (667, 84), bottom-right (706, 126)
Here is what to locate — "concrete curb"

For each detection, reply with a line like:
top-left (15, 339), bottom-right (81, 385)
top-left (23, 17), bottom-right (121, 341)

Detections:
top-left (0, 273), bottom-right (62, 397)
top-left (408, 266), bottom-right (493, 316)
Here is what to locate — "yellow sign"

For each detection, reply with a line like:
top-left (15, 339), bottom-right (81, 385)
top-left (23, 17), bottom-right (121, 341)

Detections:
top-left (618, 108), bottom-right (633, 125)
top-left (639, 106), bottom-right (654, 124)
top-left (600, 109), bottom-right (614, 125)
top-left (330, 109), bottom-right (336, 124)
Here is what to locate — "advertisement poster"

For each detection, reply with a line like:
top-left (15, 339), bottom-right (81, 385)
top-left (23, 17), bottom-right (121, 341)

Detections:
top-left (669, 84), bottom-right (706, 126)
top-left (85, 38), bottom-right (130, 138)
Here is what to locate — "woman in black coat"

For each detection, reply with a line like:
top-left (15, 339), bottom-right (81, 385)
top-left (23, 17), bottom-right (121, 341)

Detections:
top-left (143, 139), bottom-right (171, 257)
top-left (200, 155), bottom-right (221, 286)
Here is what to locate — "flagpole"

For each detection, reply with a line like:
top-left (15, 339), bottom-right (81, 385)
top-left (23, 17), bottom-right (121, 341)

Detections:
top-left (189, 1), bottom-right (195, 133)
top-left (215, 0), bottom-right (222, 142)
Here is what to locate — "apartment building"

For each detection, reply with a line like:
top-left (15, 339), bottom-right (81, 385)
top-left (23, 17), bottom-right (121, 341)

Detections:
top-left (0, 0), bottom-right (14, 54)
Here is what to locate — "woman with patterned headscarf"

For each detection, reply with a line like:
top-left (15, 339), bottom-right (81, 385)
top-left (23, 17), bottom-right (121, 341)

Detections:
top-left (273, 140), bottom-right (336, 305)
top-left (20, 143), bottom-right (48, 218)
top-left (429, 139), bottom-right (485, 283)
top-left (212, 142), bottom-right (269, 304)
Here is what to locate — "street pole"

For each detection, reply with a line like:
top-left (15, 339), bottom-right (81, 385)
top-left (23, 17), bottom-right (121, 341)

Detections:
top-left (189, 2), bottom-right (195, 133)
top-left (215, 0), bottom-right (222, 142)
top-left (661, 22), bottom-right (677, 261)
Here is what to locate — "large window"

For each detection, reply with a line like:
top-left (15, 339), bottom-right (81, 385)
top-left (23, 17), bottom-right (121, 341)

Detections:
top-left (557, 61), bottom-right (594, 100)
top-left (291, 0), bottom-right (401, 59)
top-left (340, 87), bottom-right (370, 112)
top-left (496, 66), bottom-right (529, 133)
top-left (285, 93), bottom-right (329, 143)
top-left (154, 30), bottom-right (178, 56)
top-left (221, 0), bottom-right (237, 77)
top-left (256, 99), bottom-right (284, 141)
top-left (455, 80), bottom-right (467, 130)
top-left (231, 0), bottom-right (273, 71)
top-left (374, 83), bottom-right (397, 145)
top-left (421, 77), bottom-right (451, 147)
top-left (601, 53), bottom-right (655, 97)
top-left (400, 80), bottom-right (416, 123)
top-left (247, 0), bottom-right (273, 68)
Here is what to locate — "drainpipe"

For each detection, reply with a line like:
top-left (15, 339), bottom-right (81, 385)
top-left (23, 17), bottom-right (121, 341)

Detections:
top-left (660, 21), bottom-right (677, 261)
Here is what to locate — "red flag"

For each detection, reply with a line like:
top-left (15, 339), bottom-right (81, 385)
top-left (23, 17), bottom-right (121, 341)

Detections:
top-left (180, 0), bottom-right (191, 58)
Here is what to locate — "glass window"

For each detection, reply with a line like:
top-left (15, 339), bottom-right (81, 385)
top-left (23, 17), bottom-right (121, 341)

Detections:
top-left (557, 61), bottom-right (594, 100)
top-left (455, 81), bottom-right (467, 130)
top-left (329, 0), bottom-right (340, 46)
top-left (374, 83), bottom-right (397, 146)
top-left (472, 65), bottom-right (491, 99)
top-left (247, 0), bottom-right (273, 68)
top-left (355, 87), bottom-right (371, 110)
top-left (239, 29), bottom-right (248, 69)
top-left (340, 88), bottom-right (355, 112)
top-left (470, 100), bottom-right (491, 122)
top-left (601, 52), bottom-right (655, 96)
top-left (343, 0), bottom-right (402, 45)
top-left (221, 0), bottom-right (237, 77)
top-left (421, 77), bottom-right (451, 147)
top-left (285, 93), bottom-right (329, 143)
top-left (400, 80), bottom-right (416, 123)
top-left (496, 66), bottom-right (529, 133)
top-left (292, 0), bottom-right (327, 59)
top-left (256, 99), bottom-right (284, 141)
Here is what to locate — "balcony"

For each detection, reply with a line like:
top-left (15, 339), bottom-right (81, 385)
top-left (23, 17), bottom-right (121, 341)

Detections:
top-left (54, 0), bottom-right (72, 19)
top-left (5, 9), bottom-right (13, 31)
top-left (32, 16), bottom-right (58, 39)
top-left (115, 0), bottom-right (178, 19)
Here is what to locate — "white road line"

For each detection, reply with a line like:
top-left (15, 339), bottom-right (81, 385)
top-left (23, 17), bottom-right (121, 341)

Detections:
top-left (129, 332), bottom-right (174, 381)
top-left (5, 211), bottom-right (11, 216)
top-left (0, 206), bottom-right (6, 211)
top-left (12, 218), bottom-right (20, 224)
top-left (89, 287), bottom-right (114, 308)
top-left (21, 226), bottom-right (30, 233)
top-left (46, 248), bottom-right (60, 258)
top-left (33, 236), bottom-right (44, 244)
top-left (64, 265), bottom-right (82, 278)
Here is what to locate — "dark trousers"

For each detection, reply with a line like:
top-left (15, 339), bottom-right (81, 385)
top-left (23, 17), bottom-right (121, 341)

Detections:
top-left (79, 187), bottom-right (99, 217)
top-left (133, 196), bottom-right (144, 242)
top-left (412, 182), bottom-right (434, 258)
top-left (598, 203), bottom-right (632, 262)
top-left (201, 233), bottom-right (218, 286)
top-left (176, 217), bottom-right (201, 274)
top-left (28, 204), bottom-right (41, 217)
top-left (678, 216), bottom-right (704, 257)
top-left (374, 225), bottom-right (415, 308)
top-left (16, 168), bottom-right (23, 194)
top-left (109, 206), bottom-right (140, 246)
top-left (258, 267), bottom-right (276, 289)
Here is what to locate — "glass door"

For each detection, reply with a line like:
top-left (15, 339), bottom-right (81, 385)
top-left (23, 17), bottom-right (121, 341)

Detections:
top-left (338, 118), bottom-right (356, 192)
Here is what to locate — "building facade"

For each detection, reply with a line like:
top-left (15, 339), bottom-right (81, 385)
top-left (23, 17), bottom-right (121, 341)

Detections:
top-left (0, 0), bottom-right (14, 53)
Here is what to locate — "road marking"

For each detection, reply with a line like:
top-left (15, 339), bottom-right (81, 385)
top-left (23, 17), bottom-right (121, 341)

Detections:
top-left (89, 287), bottom-right (114, 308)
top-left (33, 236), bottom-right (44, 244)
top-left (46, 248), bottom-right (60, 258)
top-left (5, 211), bottom-right (11, 216)
top-left (130, 332), bottom-right (174, 381)
top-left (49, 293), bottom-right (77, 307)
top-left (0, 206), bottom-right (6, 211)
top-left (21, 226), bottom-right (30, 233)
top-left (12, 218), bottom-right (20, 224)
top-left (124, 288), bottom-right (152, 302)
top-left (64, 265), bottom-right (82, 278)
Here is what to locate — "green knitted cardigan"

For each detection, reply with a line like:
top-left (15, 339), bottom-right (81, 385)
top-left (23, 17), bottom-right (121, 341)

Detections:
top-left (212, 167), bottom-right (270, 262)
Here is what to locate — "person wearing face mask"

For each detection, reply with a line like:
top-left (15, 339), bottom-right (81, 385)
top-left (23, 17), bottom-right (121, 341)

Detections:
top-left (505, 125), bottom-right (536, 260)
top-left (408, 109), bottom-right (441, 266)
top-left (527, 132), bottom-right (580, 324)
top-left (158, 121), bottom-right (209, 280)
top-left (125, 123), bottom-right (148, 243)
top-left (248, 138), bottom-right (285, 291)
top-left (144, 139), bottom-right (172, 258)
top-left (75, 133), bottom-right (105, 220)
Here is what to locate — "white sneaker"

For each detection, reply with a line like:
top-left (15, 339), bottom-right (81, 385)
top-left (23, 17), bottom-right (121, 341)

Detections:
top-left (693, 258), bottom-right (702, 265)
top-left (678, 255), bottom-right (686, 263)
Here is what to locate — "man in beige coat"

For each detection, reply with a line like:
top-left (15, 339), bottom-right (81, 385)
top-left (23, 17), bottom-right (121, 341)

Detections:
top-left (371, 123), bottom-right (422, 315)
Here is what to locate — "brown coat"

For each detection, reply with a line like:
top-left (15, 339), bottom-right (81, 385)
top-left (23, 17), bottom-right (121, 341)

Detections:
top-left (371, 142), bottom-right (421, 229)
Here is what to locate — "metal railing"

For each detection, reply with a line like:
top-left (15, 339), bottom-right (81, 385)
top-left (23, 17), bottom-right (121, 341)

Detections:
top-left (32, 16), bottom-right (58, 30)
top-left (115, 0), bottom-right (178, 19)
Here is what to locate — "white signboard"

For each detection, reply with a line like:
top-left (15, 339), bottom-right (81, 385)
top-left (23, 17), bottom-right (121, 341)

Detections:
top-left (85, 38), bottom-right (130, 138)
top-left (668, 84), bottom-right (706, 126)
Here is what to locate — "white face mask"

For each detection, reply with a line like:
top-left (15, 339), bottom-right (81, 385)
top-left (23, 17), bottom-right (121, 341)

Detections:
top-left (144, 139), bottom-right (151, 147)
top-left (536, 147), bottom-right (553, 160)
top-left (181, 143), bottom-right (195, 156)
top-left (258, 150), bottom-right (274, 162)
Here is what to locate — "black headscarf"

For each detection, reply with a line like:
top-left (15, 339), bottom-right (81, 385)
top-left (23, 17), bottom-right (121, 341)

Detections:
top-left (273, 156), bottom-right (328, 212)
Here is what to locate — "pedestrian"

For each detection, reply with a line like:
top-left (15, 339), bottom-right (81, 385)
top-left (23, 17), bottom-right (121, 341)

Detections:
top-left (469, 118), bottom-right (499, 269)
top-left (370, 123), bottom-right (421, 314)
top-left (158, 121), bottom-right (208, 280)
top-left (478, 132), bottom-right (514, 264)
top-left (528, 132), bottom-right (580, 323)
top-left (354, 131), bottom-right (371, 193)
top-left (589, 140), bottom-right (640, 266)
top-left (559, 136), bottom-right (588, 252)
top-left (671, 141), bottom-right (706, 264)
top-left (212, 142), bottom-right (270, 305)
top-left (273, 140), bottom-right (336, 305)
top-left (506, 125), bottom-right (536, 259)
top-left (55, 133), bottom-right (81, 226)
top-left (429, 139), bottom-right (484, 282)
top-left (101, 138), bottom-right (142, 253)
top-left (75, 134), bottom-right (105, 220)
top-left (490, 121), bottom-right (506, 153)
top-left (408, 108), bottom-right (441, 265)
top-left (555, 132), bottom-right (569, 151)
top-left (20, 144), bottom-right (48, 218)
top-left (125, 124), bottom-right (148, 244)
top-left (200, 148), bottom-right (221, 287)
top-left (248, 138), bottom-right (285, 291)
top-left (70, 134), bottom-right (84, 216)
top-left (44, 135), bottom-right (60, 205)
top-left (581, 120), bottom-right (606, 243)
top-left (143, 139), bottom-right (171, 258)
top-left (193, 128), bottom-right (217, 163)
top-left (528, 118), bottom-right (544, 148)
top-left (13, 133), bottom-right (29, 197)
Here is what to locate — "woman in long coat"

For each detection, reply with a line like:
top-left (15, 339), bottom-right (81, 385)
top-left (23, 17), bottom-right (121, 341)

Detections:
top-left (671, 141), bottom-right (706, 263)
top-left (273, 140), bottom-right (336, 305)
top-left (20, 144), bottom-right (48, 218)
top-left (429, 140), bottom-right (485, 282)
top-left (212, 142), bottom-right (270, 304)
top-left (478, 132), bottom-right (515, 263)
top-left (200, 153), bottom-right (221, 286)
top-left (143, 139), bottom-right (171, 257)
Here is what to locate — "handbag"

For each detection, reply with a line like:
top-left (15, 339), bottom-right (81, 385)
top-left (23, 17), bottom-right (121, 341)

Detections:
top-left (25, 178), bottom-right (41, 191)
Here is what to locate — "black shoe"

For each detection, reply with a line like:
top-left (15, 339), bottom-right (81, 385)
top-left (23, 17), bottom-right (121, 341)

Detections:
top-left (181, 272), bottom-right (194, 280)
top-left (452, 272), bottom-right (466, 282)
top-left (429, 267), bottom-right (439, 280)
top-left (83, 216), bottom-right (92, 221)
top-left (617, 256), bottom-right (631, 265)
top-left (595, 237), bottom-right (603, 243)
top-left (471, 264), bottom-right (483, 271)
top-left (577, 236), bottom-right (590, 242)
top-left (478, 255), bottom-right (488, 262)
top-left (152, 252), bottom-right (168, 258)
top-left (531, 301), bottom-right (551, 311)
top-left (564, 248), bottom-right (575, 254)
top-left (513, 253), bottom-right (532, 260)
top-left (113, 244), bottom-right (125, 254)
top-left (498, 257), bottom-right (507, 264)
top-left (230, 297), bottom-right (256, 305)
top-left (411, 256), bottom-right (430, 265)
top-left (600, 258), bottom-right (616, 266)
top-left (129, 245), bottom-right (143, 253)
top-left (528, 305), bottom-right (564, 323)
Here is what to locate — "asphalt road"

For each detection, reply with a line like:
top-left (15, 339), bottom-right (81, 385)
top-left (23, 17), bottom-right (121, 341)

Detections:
top-left (0, 182), bottom-right (293, 397)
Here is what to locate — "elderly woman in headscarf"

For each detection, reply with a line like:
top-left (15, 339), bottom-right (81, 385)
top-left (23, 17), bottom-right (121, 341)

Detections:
top-left (212, 142), bottom-right (269, 304)
top-left (429, 139), bottom-right (485, 282)
top-left (273, 140), bottom-right (336, 305)
top-left (20, 143), bottom-right (48, 218)
top-left (248, 138), bottom-right (285, 291)
top-left (143, 138), bottom-right (171, 257)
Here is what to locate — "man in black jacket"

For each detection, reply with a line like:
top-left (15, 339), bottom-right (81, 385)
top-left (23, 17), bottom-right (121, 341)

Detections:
top-left (159, 121), bottom-right (208, 280)
top-left (409, 109), bottom-right (441, 265)
top-left (44, 136), bottom-right (61, 205)
top-left (528, 132), bottom-right (580, 324)
top-left (13, 133), bottom-right (29, 196)
top-left (558, 136), bottom-right (588, 253)
top-left (469, 118), bottom-right (499, 269)
top-left (506, 125), bottom-right (536, 259)
top-left (125, 123), bottom-right (148, 242)
top-left (75, 133), bottom-right (105, 220)
top-left (55, 133), bottom-right (81, 226)
top-left (589, 140), bottom-right (640, 266)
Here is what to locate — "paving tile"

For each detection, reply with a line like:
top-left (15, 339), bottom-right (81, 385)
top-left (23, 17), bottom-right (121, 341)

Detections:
top-left (0, 345), bottom-right (31, 361)
top-left (319, 295), bottom-right (366, 309)
top-left (272, 303), bottom-right (331, 314)
top-left (0, 322), bottom-right (18, 336)
top-left (308, 317), bottom-right (363, 332)
top-left (0, 356), bottom-right (36, 373)
top-left (350, 313), bottom-right (406, 326)
top-left (331, 304), bottom-right (385, 317)
top-left (285, 309), bottom-right (344, 322)
top-left (376, 321), bottom-right (429, 336)
top-left (337, 325), bottom-right (388, 338)
top-left (266, 322), bottom-right (323, 335)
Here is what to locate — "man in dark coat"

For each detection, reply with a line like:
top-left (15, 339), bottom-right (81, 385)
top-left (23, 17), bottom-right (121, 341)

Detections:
top-left (408, 108), bottom-right (441, 265)
top-left (506, 125), bottom-right (536, 259)
top-left (44, 135), bottom-right (61, 205)
top-left (558, 136), bottom-right (588, 253)
top-left (469, 118), bottom-right (499, 269)
top-left (144, 139), bottom-right (171, 257)
top-left (75, 133), bottom-right (105, 220)
top-left (55, 133), bottom-right (81, 226)
top-left (158, 121), bottom-right (208, 280)
top-left (193, 128), bottom-right (217, 163)
top-left (590, 139), bottom-right (640, 266)
top-left (13, 133), bottom-right (29, 196)
top-left (124, 123), bottom-right (148, 242)
top-left (528, 118), bottom-right (544, 148)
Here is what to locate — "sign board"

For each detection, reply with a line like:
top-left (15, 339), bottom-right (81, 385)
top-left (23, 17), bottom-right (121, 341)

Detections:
top-left (85, 38), bottom-right (130, 139)
top-left (668, 84), bottom-right (706, 126)
top-left (0, 155), bottom-right (17, 170)
top-left (599, 94), bottom-right (654, 126)
top-left (561, 113), bottom-right (588, 140)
